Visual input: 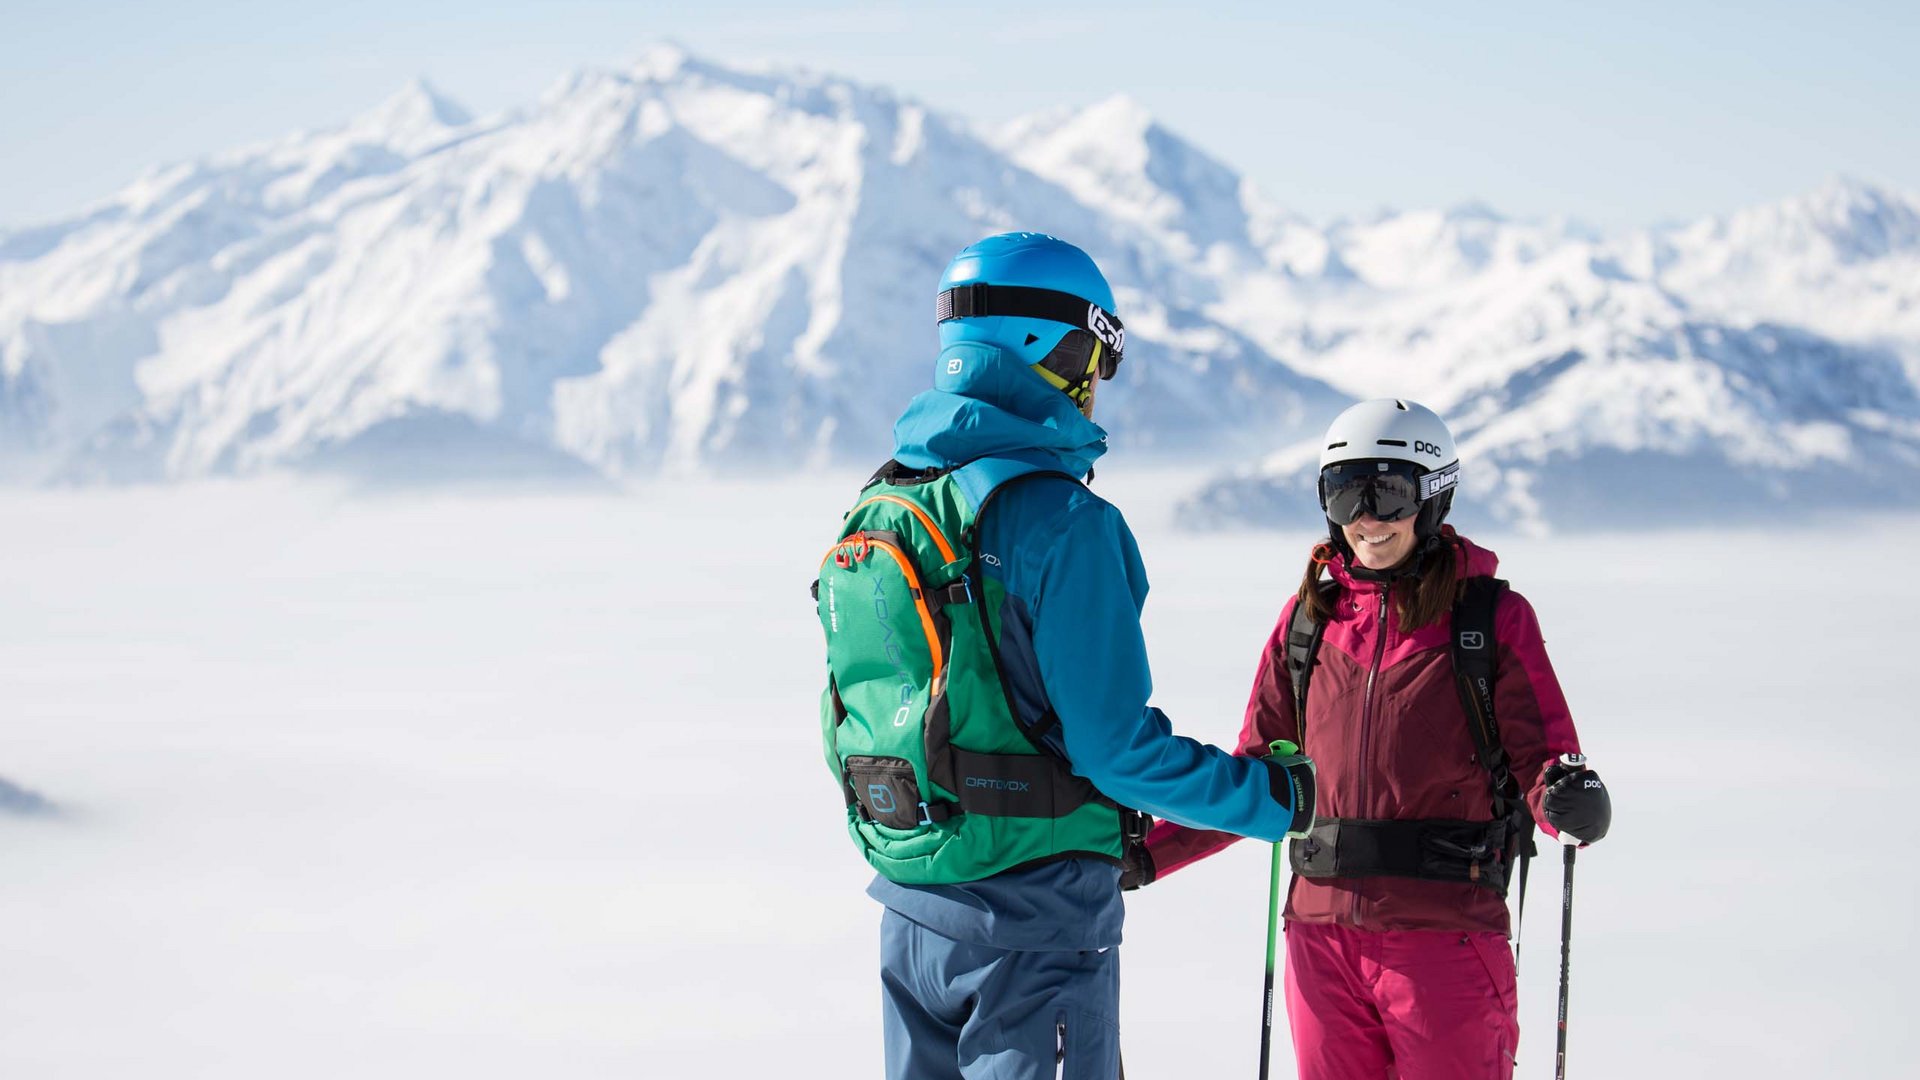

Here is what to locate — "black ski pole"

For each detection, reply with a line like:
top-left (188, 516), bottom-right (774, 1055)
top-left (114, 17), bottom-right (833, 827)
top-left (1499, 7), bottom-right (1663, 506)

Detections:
top-left (1513, 848), bottom-right (1531, 968)
top-left (1554, 837), bottom-right (1577, 1080)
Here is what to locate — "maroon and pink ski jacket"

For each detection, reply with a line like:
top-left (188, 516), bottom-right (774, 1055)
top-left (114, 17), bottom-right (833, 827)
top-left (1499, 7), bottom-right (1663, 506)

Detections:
top-left (1145, 531), bottom-right (1582, 935)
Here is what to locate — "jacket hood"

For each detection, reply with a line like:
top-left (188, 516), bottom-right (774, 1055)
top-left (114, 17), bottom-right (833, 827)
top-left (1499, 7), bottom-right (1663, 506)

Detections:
top-left (891, 340), bottom-right (1109, 477)
top-left (1327, 526), bottom-right (1499, 592)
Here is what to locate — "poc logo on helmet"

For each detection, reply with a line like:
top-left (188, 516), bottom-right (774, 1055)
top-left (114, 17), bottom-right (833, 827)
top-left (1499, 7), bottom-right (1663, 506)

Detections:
top-left (1085, 304), bottom-right (1124, 353)
top-left (1414, 440), bottom-right (1445, 458)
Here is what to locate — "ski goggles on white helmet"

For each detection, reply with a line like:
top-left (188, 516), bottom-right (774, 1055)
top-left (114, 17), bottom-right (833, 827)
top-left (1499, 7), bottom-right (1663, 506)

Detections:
top-left (936, 283), bottom-right (1125, 378)
top-left (1319, 459), bottom-right (1460, 526)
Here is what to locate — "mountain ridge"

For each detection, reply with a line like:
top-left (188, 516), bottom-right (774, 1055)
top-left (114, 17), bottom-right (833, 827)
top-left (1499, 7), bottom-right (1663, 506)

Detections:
top-left (2, 50), bottom-right (1916, 528)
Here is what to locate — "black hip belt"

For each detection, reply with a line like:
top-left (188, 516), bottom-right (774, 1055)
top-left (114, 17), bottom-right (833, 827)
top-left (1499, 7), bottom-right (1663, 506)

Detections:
top-left (842, 751), bottom-right (1140, 834)
top-left (1289, 814), bottom-right (1532, 895)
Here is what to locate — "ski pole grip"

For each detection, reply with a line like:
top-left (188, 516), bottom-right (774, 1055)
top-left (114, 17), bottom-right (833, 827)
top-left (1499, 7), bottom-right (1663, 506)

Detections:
top-left (1264, 740), bottom-right (1314, 838)
top-left (1555, 752), bottom-right (1590, 845)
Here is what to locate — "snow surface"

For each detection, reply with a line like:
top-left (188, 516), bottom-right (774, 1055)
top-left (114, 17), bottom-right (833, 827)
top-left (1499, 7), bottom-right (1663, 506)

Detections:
top-left (1, 474), bottom-right (1911, 1077)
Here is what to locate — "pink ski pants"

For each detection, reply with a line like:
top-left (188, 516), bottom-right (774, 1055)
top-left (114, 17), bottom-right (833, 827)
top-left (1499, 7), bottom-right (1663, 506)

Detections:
top-left (1284, 922), bottom-right (1519, 1080)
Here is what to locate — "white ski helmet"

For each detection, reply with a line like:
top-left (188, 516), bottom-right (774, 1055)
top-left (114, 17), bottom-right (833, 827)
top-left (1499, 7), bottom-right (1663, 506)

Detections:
top-left (1317, 398), bottom-right (1461, 542)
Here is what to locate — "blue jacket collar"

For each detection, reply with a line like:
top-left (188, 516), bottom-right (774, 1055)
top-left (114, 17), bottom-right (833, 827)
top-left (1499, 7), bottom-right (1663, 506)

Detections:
top-left (891, 341), bottom-right (1109, 478)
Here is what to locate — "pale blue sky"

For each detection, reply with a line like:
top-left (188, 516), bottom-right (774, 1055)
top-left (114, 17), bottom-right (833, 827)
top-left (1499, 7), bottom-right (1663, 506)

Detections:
top-left (4, 0), bottom-right (1916, 229)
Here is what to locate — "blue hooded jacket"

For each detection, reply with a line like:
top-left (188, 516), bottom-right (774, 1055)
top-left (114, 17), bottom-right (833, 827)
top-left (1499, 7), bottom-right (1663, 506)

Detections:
top-left (866, 340), bottom-right (1296, 950)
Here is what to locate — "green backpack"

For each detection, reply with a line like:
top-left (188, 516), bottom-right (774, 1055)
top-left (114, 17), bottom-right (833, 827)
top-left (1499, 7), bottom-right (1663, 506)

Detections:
top-left (812, 459), bottom-right (1144, 885)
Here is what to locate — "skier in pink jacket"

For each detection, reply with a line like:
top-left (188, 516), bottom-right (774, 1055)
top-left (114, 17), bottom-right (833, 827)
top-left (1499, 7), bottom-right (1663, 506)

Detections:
top-left (1138, 400), bottom-right (1612, 1080)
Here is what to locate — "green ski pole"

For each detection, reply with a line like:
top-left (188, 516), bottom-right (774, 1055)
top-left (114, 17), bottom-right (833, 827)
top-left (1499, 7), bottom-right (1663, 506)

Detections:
top-left (1258, 738), bottom-right (1310, 1080)
top-left (1258, 826), bottom-right (1284, 1080)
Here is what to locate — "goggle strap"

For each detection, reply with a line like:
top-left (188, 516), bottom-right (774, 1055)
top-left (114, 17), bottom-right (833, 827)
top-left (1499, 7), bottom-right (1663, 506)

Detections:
top-left (1029, 360), bottom-right (1095, 405)
top-left (936, 283), bottom-right (1125, 363)
top-left (1030, 363), bottom-right (1074, 393)
top-left (1419, 461), bottom-right (1460, 500)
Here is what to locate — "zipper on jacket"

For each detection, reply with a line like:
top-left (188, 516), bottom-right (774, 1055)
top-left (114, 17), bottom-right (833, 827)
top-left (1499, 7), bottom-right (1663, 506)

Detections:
top-left (1055, 1013), bottom-right (1067, 1078)
top-left (1352, 582), bottom-right (1391, 927)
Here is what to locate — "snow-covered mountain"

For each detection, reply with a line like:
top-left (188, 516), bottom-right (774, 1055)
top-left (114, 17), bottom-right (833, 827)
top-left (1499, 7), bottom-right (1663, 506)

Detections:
top-left (995, 94), bottom-right (1258, 272)
top-left (1185, 180), bottom-right (1920, 531)
top-left (0, 48), bottom-right (1335, 485)
top-left (2, 46), bottom-right (1917, 528)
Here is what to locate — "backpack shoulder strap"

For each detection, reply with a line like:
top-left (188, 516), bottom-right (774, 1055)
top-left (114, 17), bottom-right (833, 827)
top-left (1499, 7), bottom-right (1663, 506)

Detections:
top-left (970, 470), bottom-right (1077, 520)
top-left (1450, 576), bottom-right (1542, 932)
top-left (1450, 576), bottom-right (1519, 806)
top-left (1284, 580), bottom-right (1340, 746)
top-left (958, 463), bottom-right (1148, 842)
top-left (957, 463), bottom-right (1082, 744)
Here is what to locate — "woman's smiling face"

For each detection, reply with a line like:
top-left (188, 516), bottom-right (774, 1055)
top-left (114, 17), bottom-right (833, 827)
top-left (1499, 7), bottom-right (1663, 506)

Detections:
top-left (1343, 512), bottom-right (1417, 571)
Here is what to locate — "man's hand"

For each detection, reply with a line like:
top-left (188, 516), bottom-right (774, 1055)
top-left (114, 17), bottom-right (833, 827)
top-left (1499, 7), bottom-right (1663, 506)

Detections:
top-left (1262, 740), bottom-right (1317, 839)
top-left (1543, 754), bottom-right (1611, 845)
top-left (1120, 843), bottom-right (1155, 891)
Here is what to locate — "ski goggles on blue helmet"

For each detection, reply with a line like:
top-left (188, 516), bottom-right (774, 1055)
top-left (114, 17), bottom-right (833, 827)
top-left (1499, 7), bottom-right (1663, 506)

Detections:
top-left (936, 283), bottom-right (1125, 378)
top-left (1027, 330), bottom-right (1114, 407)
top-left (1319, 458), bottom-right (1460, 526)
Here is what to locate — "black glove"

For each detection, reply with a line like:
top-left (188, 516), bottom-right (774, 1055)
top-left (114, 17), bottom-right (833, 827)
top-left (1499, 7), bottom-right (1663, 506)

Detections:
top-left (1543, 755), bottom-right (1611, 844)
top-left (1120, 843), bottom-right (1156, 891)
top-left (1261, 740), bottom-right (1317, 839)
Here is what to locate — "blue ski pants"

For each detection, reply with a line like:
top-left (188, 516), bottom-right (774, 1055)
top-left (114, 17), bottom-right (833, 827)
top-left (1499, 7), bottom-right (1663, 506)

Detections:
top-left (880, 909), bottom-right (1121, 1080)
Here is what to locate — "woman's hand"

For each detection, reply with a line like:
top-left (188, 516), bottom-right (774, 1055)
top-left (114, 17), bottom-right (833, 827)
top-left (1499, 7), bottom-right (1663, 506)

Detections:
top-left (1543, 755), bottom-right (1611, 844)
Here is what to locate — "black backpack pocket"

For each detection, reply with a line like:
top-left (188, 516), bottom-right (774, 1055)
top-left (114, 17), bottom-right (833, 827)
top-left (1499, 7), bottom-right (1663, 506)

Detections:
top-left (846, 756), bottom-right (923, 830)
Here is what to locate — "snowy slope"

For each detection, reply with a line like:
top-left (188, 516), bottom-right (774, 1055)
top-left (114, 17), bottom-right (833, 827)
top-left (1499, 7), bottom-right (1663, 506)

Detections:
top-left (2, 47), bottom-right (1917, 527)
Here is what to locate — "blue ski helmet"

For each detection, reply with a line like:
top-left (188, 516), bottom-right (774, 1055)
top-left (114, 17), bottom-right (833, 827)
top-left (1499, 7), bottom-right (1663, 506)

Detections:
top-left (935, 233), bottom-right (1126, 409)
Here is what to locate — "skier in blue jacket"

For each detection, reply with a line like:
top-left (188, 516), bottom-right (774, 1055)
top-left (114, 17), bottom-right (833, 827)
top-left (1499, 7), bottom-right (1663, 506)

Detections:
top-left (870, 232), bottom-right (1314, 1079)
